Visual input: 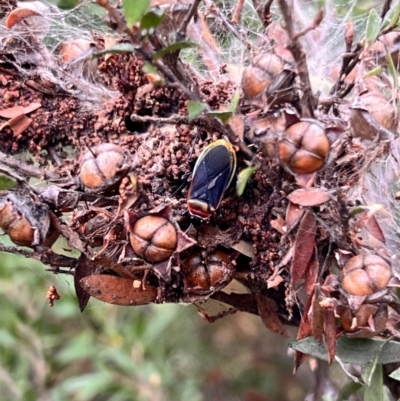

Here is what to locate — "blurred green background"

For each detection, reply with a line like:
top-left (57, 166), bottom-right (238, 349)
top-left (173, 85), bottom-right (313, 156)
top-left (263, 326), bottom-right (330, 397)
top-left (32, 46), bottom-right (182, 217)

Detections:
top-left (0, 248), bottom-right (312, 401)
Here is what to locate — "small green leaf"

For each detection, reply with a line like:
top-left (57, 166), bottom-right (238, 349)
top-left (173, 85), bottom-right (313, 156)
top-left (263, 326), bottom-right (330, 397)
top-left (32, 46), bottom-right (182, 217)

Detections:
top-left (57, 0), bottom-right (79, 9)
top-left (389, 367), bottom-right (400, 381)
top-left (207, 110), bottom-right (233, 123)
top-left (142, 61), bottom-right (158, 75)
top-left (365, 9), bottom-right (381, 43)
top-left (364, 363), bottom-right (383, 401)
top-left (0, 174), bottom-right (17, 190)
top-left (187, 101), bottom-right (207, 122)
top-left (348, 204), bottom-right (383, 217)
top-left (140, 10), bottom-right (165, 34)
top-left (236, 166), bottom-right (259, 196)
top-left (386, 51), bottom-right (398, 88)
top-left (290, 337), bottom-right (400, 365)
top-left (383, 1), bottom-right (400, 31)
top-left (153, 42), bottom-right (199, 61)
top-left (364, 66), bottom-right (382, 78)
top-left (92, 43), bottom-right (137, 58)
top-left (122, 0), bottom-right (150, 27)
top-left (227, 92), bottom-right (240, 112)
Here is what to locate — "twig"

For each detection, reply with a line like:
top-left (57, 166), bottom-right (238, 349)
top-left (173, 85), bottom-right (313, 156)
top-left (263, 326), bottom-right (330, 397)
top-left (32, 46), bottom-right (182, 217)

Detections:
top-left (130, 113), bottom-right (188, 124)
top-left (203, 0), bottom-right (253, 50)
top-left (0, 244), bottom-right (78, 268)
top-left (231, 0), bottom-right (246, 25)
top-left (277, 0), bottom-right (316, 118)
top-left (381, 0), bottom-right (393, 20)
top-left (177, 0), bottom-right (202, 38)
top-left (292, 9), bottom-right (323, 41)
top-left (0, 151), bottom-right (61, 181)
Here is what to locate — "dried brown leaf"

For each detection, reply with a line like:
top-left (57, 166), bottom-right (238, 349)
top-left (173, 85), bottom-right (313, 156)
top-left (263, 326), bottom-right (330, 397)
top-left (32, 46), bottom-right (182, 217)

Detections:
top-left (365, 215), bottom-right (385, 243)
top-left (291, 210), bottom-right (317, 287)
top-left (294, 296), bottom-right (313, 372)
top-left (285, 201), bottom-right (305, 232)
top-left (230, 239), bottom-right (254, 258)
top-left (311, 292), bottom-right (324, 343)
top-left (74, 255), bottom-right (94, 312)
top-left (0, 103), bottom-right (41, 118)
top-left (9, 115), bottom-right (32, 136)
top-left (287, 188), bottom-right (331, 207)
top-left (80, 275), bottom-right (157, 306)
top-left (5, 8), bottom-right (42, 28)
top-left (256, 294), bottom-right (291, 338)
top-left (271, 214), bottom-right (286, 234)
top-left (305, 251), bottom-right (319, 297)
top-left (228, 115), bottom-right (245, 141)
top-left (324, 309), bottom-right (337, 364)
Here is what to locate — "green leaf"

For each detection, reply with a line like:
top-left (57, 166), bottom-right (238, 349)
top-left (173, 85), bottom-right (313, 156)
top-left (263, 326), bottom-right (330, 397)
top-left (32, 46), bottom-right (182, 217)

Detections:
top-left (0, 174), bottom-right (17, 190)
top-left (236, 166), bottom-right (259, 196)
top-left (365, 9), bottom-right (381, 44)
top-left (386, 51), bottom-right (398, 88)
top-left (153, 42), bottom-right (199, 61)
top-left (142, 61), bottom-right (158, 75)
top-left (122, 0), bottom-right (150, 27)
top-left (187, 101), bottom-right (207, 122)
top-left (57, 0), bottom-right (79, 9)
top-left (140, 10), bottom-right (165, 34)
top-left (361, 351), bottom-right (380, 386)
top-left (337, 381), bottom-right (363, 401)
top-left (364, 66), bottom-right (382, 78)
top-left (207, 93), bottom-right (241, 123)
top-left (348, 204), bottom-right (383, 217)
top-left (383, 1), bottom-right (400, 31)
top-left (389, 367), bottom-right (400, 381)
top-left (227, 92), bottom-right (240, 112)
top-left (364, 363), bottom-right (383, 401)
top-left (92, 43), bottom-right (137, 58)
top-left (290, 337), bottom-right (400, 365)
top-left (207, 110), bottom-right (233, 123)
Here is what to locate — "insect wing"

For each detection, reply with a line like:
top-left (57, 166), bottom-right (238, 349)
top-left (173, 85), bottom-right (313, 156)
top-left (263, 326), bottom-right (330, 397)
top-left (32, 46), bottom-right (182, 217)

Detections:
top-left (189, 142), bottom-right (234, 209)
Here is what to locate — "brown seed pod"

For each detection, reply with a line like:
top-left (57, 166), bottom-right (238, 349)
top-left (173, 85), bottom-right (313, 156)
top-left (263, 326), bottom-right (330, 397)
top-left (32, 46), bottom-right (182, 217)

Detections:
top-left (341, 255), bottom-right (392, 296)
top-left (241, 53), bottom-right (284, 99)
top-left (277, 119), bottom-right (330, 175)
top-left (130, 215), bottom-right (177, 263)
top-left (0, 193), bottom-right (57, 248)
top-left (79, 144), bottom-right (131, 193)
top-left (181, 249), bottom-right (234, 296)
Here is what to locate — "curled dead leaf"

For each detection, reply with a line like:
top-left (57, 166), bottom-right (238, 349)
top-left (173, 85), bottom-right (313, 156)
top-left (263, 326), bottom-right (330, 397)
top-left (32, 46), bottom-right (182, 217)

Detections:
top-left (256, 293), bottom-right (291, 338)
top-left (285, 202), bottom-right (305, 232)
top-left (0, 103), bottom-right (41, 118)
top-left (291, 210), bottom-right (317, 287)
top-left (5, 8), bottom-right (42, 29)
top-left (230, 239), bottom-right (254, 258)
top-left (287, 188), bottom-right (331, 207)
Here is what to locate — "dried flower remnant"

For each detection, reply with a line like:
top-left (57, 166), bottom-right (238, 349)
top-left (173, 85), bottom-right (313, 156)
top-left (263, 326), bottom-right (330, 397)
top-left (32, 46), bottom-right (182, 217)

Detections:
top-left (130, 215), bottom-right (177, 263)
top-left (79, 144), bottom-right (131, 193)
top-left (181, 248), bottom-right (234, 298)
top-left (242, 53), bottom-right (284, 99)
top-left (340, 254), bottom-right (392, 296)
top-left (0, 193), bottom-right (58, 248)
top-left (278, 119), bottom-right (330, 175)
